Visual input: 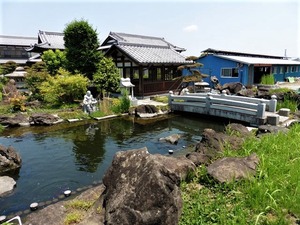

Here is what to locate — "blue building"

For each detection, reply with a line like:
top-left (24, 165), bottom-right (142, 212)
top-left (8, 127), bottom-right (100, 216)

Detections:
top-left (196, 48), bottom-right (300, 86)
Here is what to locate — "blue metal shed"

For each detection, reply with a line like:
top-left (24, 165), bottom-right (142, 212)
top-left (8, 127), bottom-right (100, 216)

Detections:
top-left (195, 48), bottom-right (300, 87)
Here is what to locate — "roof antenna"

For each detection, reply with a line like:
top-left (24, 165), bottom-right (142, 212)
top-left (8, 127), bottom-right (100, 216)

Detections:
top-left (284, 49), bottom-right (287, 59)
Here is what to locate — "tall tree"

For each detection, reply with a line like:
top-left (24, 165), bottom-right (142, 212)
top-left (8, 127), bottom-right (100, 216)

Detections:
top-left (64, 19), bottom-right (102, 80)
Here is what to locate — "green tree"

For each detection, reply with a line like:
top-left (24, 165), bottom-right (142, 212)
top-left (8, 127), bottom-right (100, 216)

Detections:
top-left (93, 57), bottom-right (120, 98)
top-left (1, 61), bottom-right (17, 74)
top-left (40, 69), bottom-right (88, 105)
top-left (42, 49), bottom-right (67, 75)
top-left (25, 62), bottom-right (50, 100)
top-left (64, 19), bottom-right (102, 80)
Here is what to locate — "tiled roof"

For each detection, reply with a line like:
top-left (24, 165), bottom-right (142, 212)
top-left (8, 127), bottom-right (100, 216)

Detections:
top-left (27, 30), bottom-right (64, 51)
top-left (0, 35), bottom-right (37, 46)
top-left (117, 45), bottom-right (188, 64)
top-left (37, 30), bottom-right (65, 49)
top-left (102, 32), bottom-right (190, 64)
top-left (216, 55), bottom-right (300, 65)
top-left (105, 32), bottom-right (186, 52)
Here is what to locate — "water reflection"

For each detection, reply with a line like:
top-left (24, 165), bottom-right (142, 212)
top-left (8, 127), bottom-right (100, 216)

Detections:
top-left (0, 114), bottom-right (227, 216)
top-left (72, 123), bottom-right (105, 172)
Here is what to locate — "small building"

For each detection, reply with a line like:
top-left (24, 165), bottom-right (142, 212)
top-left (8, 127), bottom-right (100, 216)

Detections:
top-left (197, 48), bottom-right (300, 86)
top-left (0, 35), bottom-right (38, 66)
top-left (100, 32), bottom-right (192, 97)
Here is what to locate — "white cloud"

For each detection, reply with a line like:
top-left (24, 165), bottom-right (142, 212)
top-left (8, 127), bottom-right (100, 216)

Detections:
top-left (183, 24), bottom-right (198, 32)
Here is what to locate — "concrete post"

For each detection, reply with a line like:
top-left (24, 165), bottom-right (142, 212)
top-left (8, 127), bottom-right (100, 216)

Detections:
top-left (269, 95), bottom-right (277, 112)
top-left (205, 93), bottom-right (212, 114)
top-left (221, 90), bottom-right (227, 97)
top-left (168, 91), bottom-right (173, 106)
top-left (257, 101), bottom-right (266, 119)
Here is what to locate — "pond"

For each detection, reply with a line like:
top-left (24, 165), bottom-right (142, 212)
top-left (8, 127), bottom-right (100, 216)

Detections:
top-left (0, 114), bottom-right (227, 216)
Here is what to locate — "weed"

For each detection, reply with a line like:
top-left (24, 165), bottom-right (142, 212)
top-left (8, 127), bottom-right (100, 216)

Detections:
top-left (65, 199), bottom-right (93, 211)
top-left (64, 212), bottom-right (82, 225)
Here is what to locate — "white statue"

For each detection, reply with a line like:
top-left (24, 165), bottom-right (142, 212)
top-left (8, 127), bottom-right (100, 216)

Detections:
top-left (83, 91), bottom-right (97, 114)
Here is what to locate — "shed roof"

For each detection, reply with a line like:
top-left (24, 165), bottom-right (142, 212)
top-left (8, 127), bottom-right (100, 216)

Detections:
top-left (216, 55), bottom-right (300, 65)
top-left (0, 35), bottom-right (37, 46)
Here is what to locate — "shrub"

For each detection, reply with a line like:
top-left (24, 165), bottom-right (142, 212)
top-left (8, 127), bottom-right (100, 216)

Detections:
top-left (40, 71), bottom-right (88, 106)
top-left (9, 95), bottom-right (27, 112)
top-left (260, 74), bottom-right (275, 85)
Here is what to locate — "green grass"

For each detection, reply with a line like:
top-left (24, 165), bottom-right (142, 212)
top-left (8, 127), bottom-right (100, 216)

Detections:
top-left (152, 95), bottom-right (169, 103)
top-left (180, 124), bottom-right (300, 225)
top-left (260, 74), bottom-right (275, 85)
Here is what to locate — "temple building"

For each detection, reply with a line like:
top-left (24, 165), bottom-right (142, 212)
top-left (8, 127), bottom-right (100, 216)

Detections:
top-left (0, 35), bottom-right (37, 66)
top-left (99, 32), bottom-right (191, 97)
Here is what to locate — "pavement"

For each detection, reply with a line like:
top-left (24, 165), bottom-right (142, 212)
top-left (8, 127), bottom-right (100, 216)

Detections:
top-left (136, 98), bottom-right (168, 106)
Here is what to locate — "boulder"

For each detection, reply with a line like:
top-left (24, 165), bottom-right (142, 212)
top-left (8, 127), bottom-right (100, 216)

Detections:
top-left (186, 152), bottom-right (210, 166)
top-left (0, 145), bottom-right (22, 175)
top-left (0, 176), bottom-right (16, 197)
top-left (135, 105), bottom-right (159, 118)
top-left (226, 123), bottom-right (251, 137)
top-left (207, 153), bottom-right (259, 183)
top-left (195, 128), bottom-right (244, 159)
top-left (0, 113), bottom-right (29, 127)
top-left (221, 82), bottom-right (243, 94)
top-left (159, 134), bottom-right (181, 145)
top-left (102, 147), bottom-right (195, 225)
top-left (29, 113), bottom-right (63, 125)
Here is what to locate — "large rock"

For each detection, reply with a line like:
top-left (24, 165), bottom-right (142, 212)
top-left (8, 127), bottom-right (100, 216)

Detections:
top-left (0, 113), bottom-right (29, 127)
top-left (102, 147), bottom-right (195, 225)
top-left (207, 153), bottom-right (259, 183)
top-left (0, 176), bottom-right (16, 197)
top-left (195, 128), bottom-right (244, 162)
top-left (0, 145), bottom-right (22, 175)
top-left (135, 105), bottom-right (159, 118)
top-left (29, 113), bottom-right (62, 125)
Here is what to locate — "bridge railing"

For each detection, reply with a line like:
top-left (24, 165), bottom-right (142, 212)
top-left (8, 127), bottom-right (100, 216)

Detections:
top-left (179, 90), bottom-right (277, 112)
top-left (168, 90), bottom-right (277, 124)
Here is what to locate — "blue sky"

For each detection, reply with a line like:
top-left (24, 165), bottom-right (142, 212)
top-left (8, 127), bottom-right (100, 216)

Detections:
top-left (1, 0), bottom-right (299, 58)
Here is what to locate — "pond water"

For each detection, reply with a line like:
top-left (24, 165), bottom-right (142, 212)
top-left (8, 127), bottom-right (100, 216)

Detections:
top-left (0, 114), bottom-right (227, 216)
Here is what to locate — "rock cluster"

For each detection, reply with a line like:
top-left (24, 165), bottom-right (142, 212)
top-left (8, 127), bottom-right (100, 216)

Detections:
top-left (0, 113), bottom-right (63, 127)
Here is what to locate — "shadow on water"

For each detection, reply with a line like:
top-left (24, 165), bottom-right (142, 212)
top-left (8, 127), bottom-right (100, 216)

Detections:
top-left (0, 114), bottom-right (227, 216)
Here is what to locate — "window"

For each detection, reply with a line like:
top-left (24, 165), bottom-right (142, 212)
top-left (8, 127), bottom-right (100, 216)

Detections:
top-left (272, 67), bottom-right (277, 74)
top-left (286, 66), bottom-right (290, 73)
top-left (143, 69), bottom-right (149, 79)
top-left (133, 68), bottom-right (139, 80)
top-left (125, 68), bottom-right (131, 78)
top-left (164, 68), bottom-right (174, 80)
top-left (221, 68), bottom-right (239, 77)
top-left (280, 66), bottom-right (283, 74)
top-left (157, 68), bottom-right (162, 80)
top-left (291, 66), bottom-right (296, 73)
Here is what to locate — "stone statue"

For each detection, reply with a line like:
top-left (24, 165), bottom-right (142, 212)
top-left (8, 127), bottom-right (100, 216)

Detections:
top-left (83, 91), bottom-right (97, 114)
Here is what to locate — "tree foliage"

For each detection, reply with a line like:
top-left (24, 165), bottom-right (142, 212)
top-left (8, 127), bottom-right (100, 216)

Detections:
top-left (25, 62), bottom-right (51, 100)
top-left (42, 49), bottom-right (67, 75)
top-left (64, 19), bottom-right (102, 80)
top-left (93, 57), bottom-right (120, 97)
top-left (40, 69), bottom-right (88, 105)
top-left (1, 61), bottom-right (17, 75)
